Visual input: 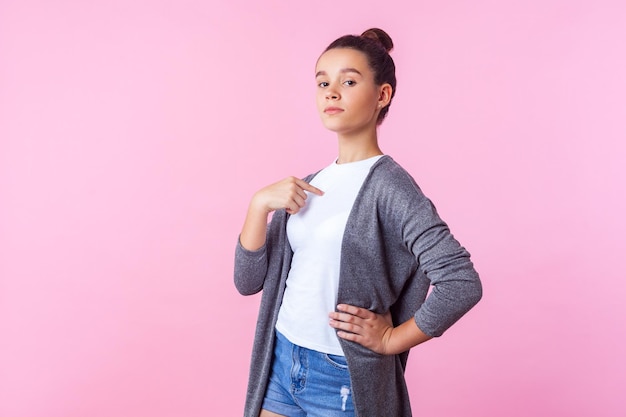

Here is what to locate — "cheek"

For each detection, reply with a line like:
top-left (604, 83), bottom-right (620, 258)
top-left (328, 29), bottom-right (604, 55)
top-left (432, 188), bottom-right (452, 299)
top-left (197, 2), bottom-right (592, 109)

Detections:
top-left (316, 91), bottom-right (324, 102)
top-left (315, 92), bottom-right (325, 109)
top-left (355, 93), bottom-right (378, 113)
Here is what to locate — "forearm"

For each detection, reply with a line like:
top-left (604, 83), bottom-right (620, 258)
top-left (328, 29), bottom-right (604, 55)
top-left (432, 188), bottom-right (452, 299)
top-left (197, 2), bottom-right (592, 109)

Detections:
top-left (385, 317), bottom-right (432, 355)
top-left (239, 199), bottom-right (270, 251)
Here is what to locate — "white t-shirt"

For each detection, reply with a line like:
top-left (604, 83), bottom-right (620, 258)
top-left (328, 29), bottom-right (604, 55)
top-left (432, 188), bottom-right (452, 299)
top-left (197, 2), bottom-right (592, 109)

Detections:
top-left (275, 155), bottom-right (383, 355)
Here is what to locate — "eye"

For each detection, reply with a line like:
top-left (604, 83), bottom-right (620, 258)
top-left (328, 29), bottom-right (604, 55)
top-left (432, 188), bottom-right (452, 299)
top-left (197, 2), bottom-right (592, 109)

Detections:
top-left (318, 81), bottom-right (329, 88)
top-left (343, 80), bottom-right (356, 86)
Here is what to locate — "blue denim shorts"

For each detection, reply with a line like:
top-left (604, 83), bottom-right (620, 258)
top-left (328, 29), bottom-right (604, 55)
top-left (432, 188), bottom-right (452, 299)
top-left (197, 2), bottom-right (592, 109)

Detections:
top-left (262, 331), bottom-right (354, 416)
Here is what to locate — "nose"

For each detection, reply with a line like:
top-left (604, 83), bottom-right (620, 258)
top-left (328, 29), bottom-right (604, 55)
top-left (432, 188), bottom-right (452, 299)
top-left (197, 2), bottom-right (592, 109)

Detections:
top-left (325, 88), bottom-right (340, 100)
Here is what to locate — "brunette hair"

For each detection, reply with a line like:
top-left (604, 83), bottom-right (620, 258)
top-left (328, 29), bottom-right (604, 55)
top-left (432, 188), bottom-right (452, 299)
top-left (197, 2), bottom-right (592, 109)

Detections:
top-left (324, 28), bottom-right (396, 124)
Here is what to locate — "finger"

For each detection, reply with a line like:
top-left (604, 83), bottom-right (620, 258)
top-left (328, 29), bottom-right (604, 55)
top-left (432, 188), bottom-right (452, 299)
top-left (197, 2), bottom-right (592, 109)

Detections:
top-left (329, 318), bottom-right (362, 335)
top-left (336, 304), bottom-right (372, 319)
top-left (284, 179), bottom-right (308, 201)
top-left (295, 178), bottom-right (324, 196)
top-left (287, 180), bottom-right (314, 204)
top-left (292, 194), bottom-right (306, 208)
top-left (285, 199), bottom-right (301, 214)
top-left (336, 330), bottom-right (361, 342)
top-left (294, 187), bottom-right (308, 202)
top-left (329, 311), bottom-right (362, 325)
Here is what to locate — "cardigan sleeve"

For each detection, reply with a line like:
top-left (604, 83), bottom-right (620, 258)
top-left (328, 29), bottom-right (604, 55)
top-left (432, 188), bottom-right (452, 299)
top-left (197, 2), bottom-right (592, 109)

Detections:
top-left (234, 173), bottom-right (317, 297)
top-left (234, 238), bottom-right (268, 296)
top-left (233, 207), bottom-right (291, 296)
top-left (395, 173), bottom-right (482, 337)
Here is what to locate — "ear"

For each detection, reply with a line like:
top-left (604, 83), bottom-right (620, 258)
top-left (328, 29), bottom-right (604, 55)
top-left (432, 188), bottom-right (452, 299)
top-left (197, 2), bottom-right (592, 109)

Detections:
top-left (377, 83), bottom-right (393, 108)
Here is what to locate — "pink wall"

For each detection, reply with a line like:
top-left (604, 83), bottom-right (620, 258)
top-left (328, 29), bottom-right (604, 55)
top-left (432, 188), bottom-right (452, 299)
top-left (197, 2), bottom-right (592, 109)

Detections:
top-left (1, 0), bottom-right (625, 416)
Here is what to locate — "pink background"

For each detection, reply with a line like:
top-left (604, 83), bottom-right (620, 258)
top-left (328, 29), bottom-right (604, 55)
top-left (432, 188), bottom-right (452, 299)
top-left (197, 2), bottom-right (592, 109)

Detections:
top-left (1, 0), bottom-right (625, 416)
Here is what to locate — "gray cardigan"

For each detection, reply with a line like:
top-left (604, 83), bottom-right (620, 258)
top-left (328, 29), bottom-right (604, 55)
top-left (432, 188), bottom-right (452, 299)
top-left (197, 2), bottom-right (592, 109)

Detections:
top-left (234, 155), bottom-right (482, 417)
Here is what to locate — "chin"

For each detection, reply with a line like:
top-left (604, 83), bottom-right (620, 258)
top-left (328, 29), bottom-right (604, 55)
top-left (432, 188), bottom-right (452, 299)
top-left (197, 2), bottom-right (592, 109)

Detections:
top-left (321, 120), bottom-right (348, 133)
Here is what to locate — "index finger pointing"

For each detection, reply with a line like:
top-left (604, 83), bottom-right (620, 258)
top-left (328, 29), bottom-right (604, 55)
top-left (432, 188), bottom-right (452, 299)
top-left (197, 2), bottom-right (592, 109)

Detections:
top-left (296, 179), bottom-right (324, 196)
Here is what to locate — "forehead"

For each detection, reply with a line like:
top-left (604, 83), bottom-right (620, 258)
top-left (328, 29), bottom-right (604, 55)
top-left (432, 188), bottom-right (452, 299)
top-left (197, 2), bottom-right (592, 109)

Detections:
top-left (315, 48), bottom-right (370, 74)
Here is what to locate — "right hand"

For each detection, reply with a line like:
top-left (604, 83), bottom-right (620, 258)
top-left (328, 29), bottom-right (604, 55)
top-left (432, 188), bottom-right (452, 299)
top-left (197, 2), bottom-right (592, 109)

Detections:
top-left (252, 176), bottom-right (324, 215)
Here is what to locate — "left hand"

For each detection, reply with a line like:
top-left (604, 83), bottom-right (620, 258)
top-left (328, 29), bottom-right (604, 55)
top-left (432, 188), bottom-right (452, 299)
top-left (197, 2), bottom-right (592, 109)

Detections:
top-left (329, 304), bottom-right (394, 355)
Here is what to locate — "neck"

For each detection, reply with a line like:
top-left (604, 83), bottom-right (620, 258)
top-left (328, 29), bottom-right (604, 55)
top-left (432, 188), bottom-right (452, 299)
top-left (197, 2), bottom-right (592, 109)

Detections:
top-left (336, 130), bottom-right (383, 164)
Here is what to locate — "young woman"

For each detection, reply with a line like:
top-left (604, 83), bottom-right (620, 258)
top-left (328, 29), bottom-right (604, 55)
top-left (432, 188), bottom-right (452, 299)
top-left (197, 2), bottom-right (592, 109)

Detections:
top-left (234, 28), bottom-right (482, 417)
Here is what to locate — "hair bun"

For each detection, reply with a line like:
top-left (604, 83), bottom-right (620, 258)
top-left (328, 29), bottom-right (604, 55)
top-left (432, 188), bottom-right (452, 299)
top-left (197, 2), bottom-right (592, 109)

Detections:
top-left (361, 28), bottom-right (394, 53)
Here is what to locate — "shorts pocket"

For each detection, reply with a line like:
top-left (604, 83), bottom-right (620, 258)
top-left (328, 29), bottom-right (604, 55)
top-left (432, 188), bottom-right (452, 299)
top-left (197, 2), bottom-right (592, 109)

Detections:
top-left (323, 353), bottom-right (349, 370)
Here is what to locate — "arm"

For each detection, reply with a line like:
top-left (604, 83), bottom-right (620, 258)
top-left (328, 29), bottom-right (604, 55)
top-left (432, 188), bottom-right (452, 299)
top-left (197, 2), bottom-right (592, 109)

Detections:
top-left (329, 171), bottom-right (481, 353)
top-left (240, 176), bottom-right (324, 250)
top-left (329, 219), bottom-right (481, 354)
top-left (329, 304), bottom-right (432, 355)
top-left (234, 176), bottom-right (323, 295)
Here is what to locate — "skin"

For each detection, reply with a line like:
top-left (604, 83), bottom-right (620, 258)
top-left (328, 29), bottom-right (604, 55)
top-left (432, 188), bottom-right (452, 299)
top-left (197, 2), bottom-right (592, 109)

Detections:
top-left (243, 48), bottom-right (433, 417)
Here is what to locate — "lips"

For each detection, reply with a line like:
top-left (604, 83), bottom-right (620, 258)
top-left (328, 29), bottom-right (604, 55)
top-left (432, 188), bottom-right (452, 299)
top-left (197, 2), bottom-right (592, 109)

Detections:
top-left (324, 107), bottom-right (344, 115)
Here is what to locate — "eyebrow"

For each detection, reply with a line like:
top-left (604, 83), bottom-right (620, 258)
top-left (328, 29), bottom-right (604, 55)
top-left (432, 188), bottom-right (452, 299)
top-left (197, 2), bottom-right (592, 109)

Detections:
top-left (315, 68), bottom-right (363, 77)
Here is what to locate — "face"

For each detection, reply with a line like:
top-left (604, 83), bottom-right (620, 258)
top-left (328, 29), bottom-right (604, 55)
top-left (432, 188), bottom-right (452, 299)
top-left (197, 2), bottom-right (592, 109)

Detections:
top-left (315, 48), bottom-right (388, 135)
